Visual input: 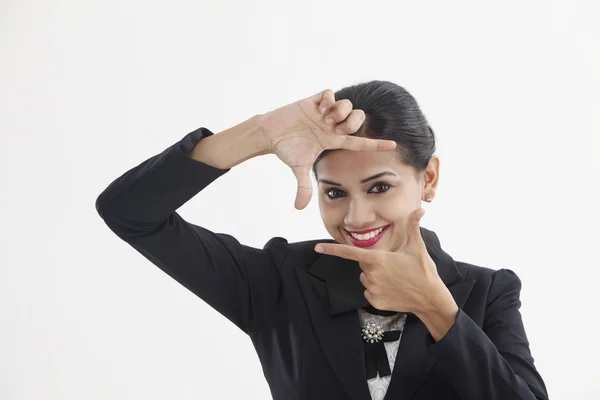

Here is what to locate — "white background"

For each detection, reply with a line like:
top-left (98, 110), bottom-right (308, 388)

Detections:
top-left (2, 0), bottom-right (599, 399)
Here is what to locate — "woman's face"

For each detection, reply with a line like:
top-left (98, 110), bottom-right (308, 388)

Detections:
top-left (315, 149), bottom-right (439, 253)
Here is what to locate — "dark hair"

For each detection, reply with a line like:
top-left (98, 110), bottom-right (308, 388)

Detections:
top-left (312, 80), bottom-right (436, 181)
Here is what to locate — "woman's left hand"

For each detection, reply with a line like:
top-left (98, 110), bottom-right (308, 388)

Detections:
top-left (314, 207), bottom-right (452, 316)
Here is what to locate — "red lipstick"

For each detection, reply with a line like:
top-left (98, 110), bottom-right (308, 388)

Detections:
top-left (345, 225), bottom-right (389, 248)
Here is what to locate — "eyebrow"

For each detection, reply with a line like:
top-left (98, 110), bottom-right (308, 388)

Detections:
top-left (318, 171), bottom-right (398, 186)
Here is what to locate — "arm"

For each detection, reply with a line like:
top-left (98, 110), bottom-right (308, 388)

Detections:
top-left (95, 115), bottom-right (283, 335)
top-left (423, 269), bottom-right (549, 400)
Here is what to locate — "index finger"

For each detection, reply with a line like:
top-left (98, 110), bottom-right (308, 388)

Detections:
top-left (330, 135), bottom-right (396, 152)
top-left (315, 243), bottom-right (374, 264)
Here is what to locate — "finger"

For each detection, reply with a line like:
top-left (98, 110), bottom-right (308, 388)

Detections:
top-left (404, 207), bottom-right (427, 251)
top-left (334, 109), bottom-right (365, 135)
top-left (359, 271), bottom-right (374, 289)
top-left (314, 242), bottom-right (373, 263)
top-left (326, 135), bottom-right (397, 152)
top-left (323, 99), bottom-right (353, 126)
top-left (290, 164), bottom-right (313, 210)
top-left (312, 89), bottom-right (336, 114)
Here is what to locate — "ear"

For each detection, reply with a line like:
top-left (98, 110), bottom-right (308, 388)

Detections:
top-left (421, 155), bottom-right (441, 196)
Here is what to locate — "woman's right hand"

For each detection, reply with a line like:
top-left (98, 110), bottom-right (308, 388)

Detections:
top-left (257, 89), bottom-right (397, 210)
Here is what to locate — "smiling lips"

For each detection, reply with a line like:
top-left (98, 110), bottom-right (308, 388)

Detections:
top-left (345, 225), bottom-right (390, 248)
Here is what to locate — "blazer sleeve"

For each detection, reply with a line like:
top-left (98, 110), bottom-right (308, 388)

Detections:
top-left (95, 127), bottom-right (284, 336)
top-left (426, 268), bottom-right (549, 400)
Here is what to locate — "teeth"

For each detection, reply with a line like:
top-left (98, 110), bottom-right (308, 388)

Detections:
top-left (350, 227), bottom-right (384, 241)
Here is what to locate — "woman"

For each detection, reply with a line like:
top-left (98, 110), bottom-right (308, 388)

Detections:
top-left (96, 81), bottom-right (549, 400)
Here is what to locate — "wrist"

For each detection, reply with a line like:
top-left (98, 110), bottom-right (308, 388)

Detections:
top-left (247, 113), bottom-right (274, 154)
top-left (188, 114), bottom-right (271, 169)
top-left (415, 279), bottom-right (457, 320)
top-left (414, 282), bottom-right (459, 342)
top-left (254, 112), bottom-right (280, 153)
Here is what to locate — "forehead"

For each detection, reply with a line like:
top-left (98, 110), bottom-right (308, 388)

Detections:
top-left (315, 149), bottom-right (411, 180)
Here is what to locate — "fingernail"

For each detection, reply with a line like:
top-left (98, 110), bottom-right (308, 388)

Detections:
top-left (335, 128), bottom-right (344, 134)
top-left (325, 117), bottom-right (334, 124)
top-left (315, 245), bottom-right (323, 253)
top-left (320, 106), bottom-right (327, 114)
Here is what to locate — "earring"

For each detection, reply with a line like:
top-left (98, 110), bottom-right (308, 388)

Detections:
top-left (424, 193), bottom-right (433, 202)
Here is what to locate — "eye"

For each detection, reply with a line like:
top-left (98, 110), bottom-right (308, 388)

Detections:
top-left (325, 188), bottom-right (346, 199)
top-left (325, 182), bottom-right (392, 200)
top-left (370, 182), bottom-right (391, 194)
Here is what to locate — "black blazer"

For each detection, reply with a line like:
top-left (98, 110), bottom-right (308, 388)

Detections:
top-left (96, 127), bottom-right (549, 400)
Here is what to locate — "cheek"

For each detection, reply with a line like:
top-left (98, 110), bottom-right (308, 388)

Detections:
top-left (318, 200), bottom-right (341, 230)
top-left (318, 204), bottom-right (348, 240)
top-left (382, 189), bottom-right (419, 215)
top-left (317, 193), bottom-right (336, 212)
top-left (318, 195), bottom-right (340, 215)
top-left (320, 208), bottom-right (344, 229)
top-left (378, 198), bottom-right (411, 239)
top-left (378, 197), bottom-right (406, 220)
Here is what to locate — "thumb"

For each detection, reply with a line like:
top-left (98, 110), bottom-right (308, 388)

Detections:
top-left (404, 207), bottom-right (426, 251)
top-left (291, 164), bottom-right (313, 210)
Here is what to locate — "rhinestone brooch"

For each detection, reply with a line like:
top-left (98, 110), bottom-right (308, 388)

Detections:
top-left (362, 323), bottom-right (384, 343)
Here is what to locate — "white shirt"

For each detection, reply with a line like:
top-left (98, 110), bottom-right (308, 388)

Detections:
top-left (357, 309), bottom-right (408, 400)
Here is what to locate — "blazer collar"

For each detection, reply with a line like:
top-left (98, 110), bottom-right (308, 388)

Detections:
top-left (294, 226), bottom-right (475, 400)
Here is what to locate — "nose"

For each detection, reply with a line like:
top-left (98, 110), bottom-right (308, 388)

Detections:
top-left (343, 198), bottom-right (376, 229)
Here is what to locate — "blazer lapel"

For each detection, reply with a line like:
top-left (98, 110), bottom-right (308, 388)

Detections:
top-left (295, 259), bottom-right (371, 400)
top-left (294, 227), bottom-right (475, 400)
